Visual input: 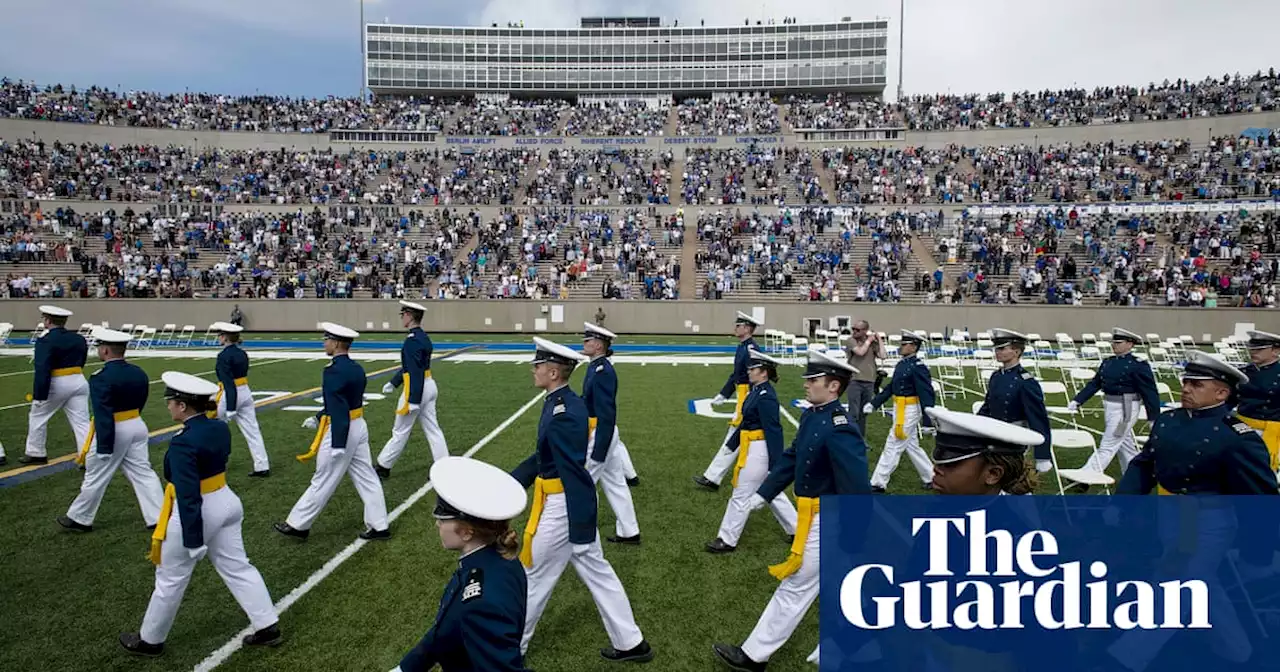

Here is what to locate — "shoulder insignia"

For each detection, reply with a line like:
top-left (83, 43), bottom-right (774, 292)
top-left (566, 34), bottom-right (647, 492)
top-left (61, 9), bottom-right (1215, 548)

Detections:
top-left (833, 415), bottom-right (848, 426)
top-left (1231, 420), bottom-right (1255, 435)
top-left (324, 361), bottom-right (334, 368)
top-left (461, 568), bottom-right (484, 603)
top-left (596, 365), bottom-right (604, 373)
top-left (1021, 372), bottom-right (1034, 380)
top-left (174, 429), bottom-right (185, 437)
top-left (553, 404), bottom-right (565, 415)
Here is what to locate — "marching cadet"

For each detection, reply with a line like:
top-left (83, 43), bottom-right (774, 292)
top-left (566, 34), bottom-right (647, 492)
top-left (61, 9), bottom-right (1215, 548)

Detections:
top-left (1067, 327), bottom-right (1163, 475)
top-left (120, 372), bottom-right (280, 657)
top-left (58, 328), bottom-right (164, 532)
top-left (396, 456), bottom-right (530, 672)
top-left (275, 323), bottom-right (390, 540)
top-left (926, 407), bottom-right (1044, 496)
top-left (712, 349), bottom-right (870, 672)
top-left (695, 311), bottom-right (762, 491)
top-left (209, 321), bottom-right (270, 478)
top-left (707, 349), bottom-right (798, 554)
top-left (377, 300), bottom-right (449, 479)
top-left (864, 330), bottom-right (936, 492)
top-left (511, 337), bottom-right (654, 663)
top-left (21, 305), bottom-right (91, 465)
top-left (1107, 350), bottom-right (1272, 672)
top-left (1119, 350), bottom-right (1276, 495)
top-left (580, 323), bottom-right (641, 545)
top-left (977, 329), bottom-right (1054, 474)
top-left (1237, 330), bottom-right (1280, 474)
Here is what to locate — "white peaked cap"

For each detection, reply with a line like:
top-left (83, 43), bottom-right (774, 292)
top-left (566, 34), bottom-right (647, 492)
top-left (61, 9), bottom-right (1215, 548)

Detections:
top-left (162, 371), bottom-right (219, 398)
top-left (431, 456), bottom-right (528, 522)
top-left (91, 327), bottom-right (132, 344)
top-left (320, 322), bottom-right (360, 340)
top-left (39, 305), bottom-right (73, 317)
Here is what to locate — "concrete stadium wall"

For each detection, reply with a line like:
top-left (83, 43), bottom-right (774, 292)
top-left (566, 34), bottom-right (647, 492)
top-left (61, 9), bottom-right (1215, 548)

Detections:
top-left (4, 109), bottom-right (1277, 152)
top-left (1, 300), bottom-right (1273, 341)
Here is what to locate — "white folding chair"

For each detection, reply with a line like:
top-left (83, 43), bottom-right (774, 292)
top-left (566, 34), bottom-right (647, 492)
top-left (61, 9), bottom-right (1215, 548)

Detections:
top-left (1051, 429), bottom-right (1114, 495)
top-left (202, 325), bottom-right (220, 346)
top-left (157, 324), bottom-right (176, 346)
top-left (176, 325), bottom-right (195, 347)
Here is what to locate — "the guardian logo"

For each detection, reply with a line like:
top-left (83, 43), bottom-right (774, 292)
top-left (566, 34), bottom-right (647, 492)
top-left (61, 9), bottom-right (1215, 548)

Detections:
top-left (840, 510), bottom-right (1211, 630)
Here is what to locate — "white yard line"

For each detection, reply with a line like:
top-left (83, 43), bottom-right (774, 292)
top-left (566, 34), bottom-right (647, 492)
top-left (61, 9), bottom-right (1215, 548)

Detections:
top-left (193, 391), bottom-right (544, 672)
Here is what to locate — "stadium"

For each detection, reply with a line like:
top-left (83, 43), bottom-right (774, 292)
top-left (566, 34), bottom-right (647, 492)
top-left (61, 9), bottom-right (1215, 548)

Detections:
top-left (1, 4), bottom-right (1280, 672)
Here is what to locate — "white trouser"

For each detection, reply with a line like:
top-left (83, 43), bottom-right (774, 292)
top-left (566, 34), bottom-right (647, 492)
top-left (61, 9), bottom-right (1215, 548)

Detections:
top-left (742, 512), bottom-right (821, 663)
top-left (140, 487), bottom-right (277, 644)
top-left (703, 425), bottom-right (741, 485)
top-left (870, 402), bottom-right (933, 489)
top-left (1084, 396), bottom-right (1141, 474)
top-left (286, 418), bottom-right (389, 532)
top-left (378, 377), bottom-right (448, 468)
top-left (1108, 505), bottom-right (1248, 671)
top-left (616, 438), bottom-right (638, 480)
top-left (25, 374), bottom-right (91, 458)
top-left (66, 417), bottom-right (164, 526)
top-left (586, 426), bottom-right (640, 538)
top-left (717, 439), bottom-right (798, 546)
top-left (217, 384), bottom-right (269, 473)
top-left (521, 493), bottom-right (644, 655)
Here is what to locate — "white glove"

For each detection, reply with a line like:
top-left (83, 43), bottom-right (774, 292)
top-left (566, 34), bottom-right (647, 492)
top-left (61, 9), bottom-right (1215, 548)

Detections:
top-left (1066, 401), bottom-right (1079, 412)
top-left (381, 382), bottom-right (395, 394)
top-left (407, 404), bottom-right (420, 414)
top-left (225, 410), bottom-right (238, 421)
top-left (571, 543), bottom-right (592, 556)
top-left (747, 493), bottom-right (768, 512)
top-left (712, 394), bottom-right (726, 404)
top-left (329, 448), bottom-right (346, 461)
top-left (585, 457), bottom-right (603, 472)
top-left (1036, 459), bottom-right (1053, 473)
top-left (920, 426), bottom-right (937, 436)
top-left (31, 399), bottom-right (46, 408)
top-left (862, 403), bottom-right (874, 414)
top-left (93, 451), bottom-right (113, 463)
top-left (1102, 506), bottom-right (1121, 527)
top-left (186, 545), bottom-right (208, 560)
top-left (302, 416), bottom-right (319, 430)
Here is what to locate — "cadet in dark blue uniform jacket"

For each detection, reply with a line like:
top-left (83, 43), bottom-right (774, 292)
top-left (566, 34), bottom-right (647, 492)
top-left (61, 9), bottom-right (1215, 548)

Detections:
top-left (580, 323), bottom-right (641, 543)
top-left (60, 327), bottom-right (164, 532)
top-left (1237, 330), bottom-right (1280, 474)
top-left (510, 337), bottom-right (653, 663)
top-left (697, 311), bottom-right (764, 491)
top-left (866, 330), bottom-right (937, 492)
top-left (209, 321), bottom-right (269, 477)
top-left (977, 328), bottom-right (1054, 473)
top-left (277, 322), bottom-right (389, 540)
top-left (121, 372), bottom-right (280, 657)
top-left (378, 300), bottom-right (449, 478)
top-left (397, 456), bottom-right (530, 672)
top-left (1068, 327), bottom-right (1163, 475)
top-left (1108, 351), bottom-right (1273, 672)
top-left (19, 304), bottom-right (91, 465)
top-left (714, 349), bottom-right (870, 672)
top-left (707, 349), bottom-right (798, 553)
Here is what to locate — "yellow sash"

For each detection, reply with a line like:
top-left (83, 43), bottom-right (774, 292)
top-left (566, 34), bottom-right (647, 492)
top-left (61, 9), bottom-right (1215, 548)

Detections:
top-left (74, 410), bottom-right (141, 465)
top-left (52, 366), bottom-right (83, 376)
top-left (207, 377), bottom-right (249, 419)
top-left (519, 477), bottom-right (565, 568)
top-left (730, 383), bottom-right (750, 427)
top-left (148, 473), bottom-right (228, 565)
top-left (1239, 415), bottom-right (1280, 472)
top-left (893, 396), bottom-right (920, 440)
top-left (770, 497), bottom-right (819, 580)
top-left (296, 408), bottom-right (365, 462)
top-left (395, 371), bottom-right (432, 416)
top-left (731, 429), bottom-right (766, 488)
top-left (588, 417), bottom-right (598, 432)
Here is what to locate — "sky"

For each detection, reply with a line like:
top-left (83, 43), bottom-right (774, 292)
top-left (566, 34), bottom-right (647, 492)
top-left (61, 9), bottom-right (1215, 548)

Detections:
top-left (0, 0), bottom-right (1276, 100)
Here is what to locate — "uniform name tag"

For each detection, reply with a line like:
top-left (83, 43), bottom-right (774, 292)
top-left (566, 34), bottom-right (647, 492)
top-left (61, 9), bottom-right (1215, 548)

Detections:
top-left (833, 416), bottom-right (848, 426)
top-left (553, 404), bottom-right (565, 415)
top-left (461, 569), bottom-right (483, 602)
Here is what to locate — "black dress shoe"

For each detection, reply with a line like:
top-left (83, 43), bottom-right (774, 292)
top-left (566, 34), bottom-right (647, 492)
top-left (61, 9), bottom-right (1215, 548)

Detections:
top-left (273, 522), bottom-right (309, 540)
top-left (0, 455), bottom-right (7, 466)
top-left (359, 527), bottom-right (391, 540)
top-left (248, 469), bottom-right (270, 478)
top-left (119, 632), bottom-right (164, 657)
top-left (921, 482), bottom-right (935, 491)
top-left (712, 643), bottom-right (766, 671)
top-left (692, 475), bottom-right (719, 491)
top-left (705, 538), bottom-right (736, 553)
top-left (785, 535), bottom-right (795, 545)
top-left (625, 476), bottom-right (640, 487)
top-left (601, 639), bottom-right (654, 663)
top-left (19, 455), bottom-right (48, 465)
top-left (146, 524), bottom-right (156, 532)
top-left (242, 623), bottom-right (283, 647)
top-left (375, 465), bottom-right (391, 481)
top-left (56, 515), bottom-right (92, 532)
top-left (607, 534), bottom-right (640, 545)
top-left (870, 485), bottom-right (886, 494)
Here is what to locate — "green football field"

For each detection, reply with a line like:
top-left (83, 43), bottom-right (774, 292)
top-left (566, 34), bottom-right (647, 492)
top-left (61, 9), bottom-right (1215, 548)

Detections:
top-left (0, 345), bottom-right (1161, 672)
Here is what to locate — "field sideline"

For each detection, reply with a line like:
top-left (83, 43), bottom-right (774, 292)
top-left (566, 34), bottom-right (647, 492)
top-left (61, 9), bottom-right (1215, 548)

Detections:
top-left (0, 344), bottom-right (1146, 671)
